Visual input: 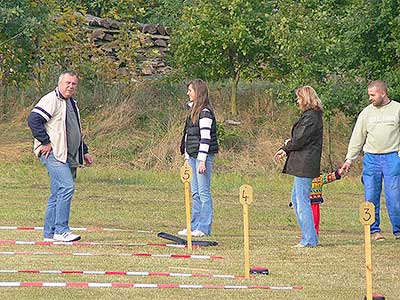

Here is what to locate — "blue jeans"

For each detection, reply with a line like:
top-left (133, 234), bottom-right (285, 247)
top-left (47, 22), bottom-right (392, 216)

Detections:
top-left (188, 155), bottom-right (214, 235)
top-left (291, 176), bottom-right (318, 246)
top-left (362, 152), bottom-right (400, 235)
top-left (40, 152), bottom-right (75, 238)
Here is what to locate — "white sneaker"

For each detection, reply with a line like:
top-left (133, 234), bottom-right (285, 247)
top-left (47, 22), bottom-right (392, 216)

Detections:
top-left (43, 238), bottom-right (54, 242)
top-left (191, 230), bottom-right (206, 237)
top-left (292, 243), bottom-right (316, 248)
top-left (53, 232), bottom-right (81, 242)
top-left (178, 228), bottom-right (188, 236)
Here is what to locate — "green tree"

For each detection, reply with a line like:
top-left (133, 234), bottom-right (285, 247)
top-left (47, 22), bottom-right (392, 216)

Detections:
top-left (141, 0), bottom-right (187, 26)
top-left (268, 1), bottom-right (344, 82)
top-left (340, 0), bottom-right (400, 99)
top-left (54, 0), bottom-right (147, 20)
top-left (1, 1), bottom-right (144, 87)
top-left (268, 0), bottom-right (400, 117)
top-left (172, 0), bottom-right (272, 115)
top-left (38, 9), bottom-right (141, 86)
top-left (266, 0), bottom-right (372, 117)
top-left (0, 0), bottom-right (57, 85)
top-left (37, 9), bottom-right (108, 83)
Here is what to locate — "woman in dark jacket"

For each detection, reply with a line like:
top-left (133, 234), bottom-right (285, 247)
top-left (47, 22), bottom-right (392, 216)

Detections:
top-left (274, 86), bottom-right (323, 248)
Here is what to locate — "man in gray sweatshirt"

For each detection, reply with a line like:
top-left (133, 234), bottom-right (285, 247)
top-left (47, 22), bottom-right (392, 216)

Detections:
top-left (342, 80), bottom-right (400, 241)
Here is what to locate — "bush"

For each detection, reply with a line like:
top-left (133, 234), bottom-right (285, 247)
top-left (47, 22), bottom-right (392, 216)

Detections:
top-left (217, 123), bottom-right (243, 151)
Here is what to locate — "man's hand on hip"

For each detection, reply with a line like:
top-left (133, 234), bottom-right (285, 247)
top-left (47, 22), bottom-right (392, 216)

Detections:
top-left (40, 144), bottom-right (52, 158)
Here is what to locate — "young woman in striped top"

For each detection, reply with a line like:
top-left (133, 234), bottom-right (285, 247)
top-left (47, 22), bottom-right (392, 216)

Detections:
top-left (178, 79), bottom-right (219, 237)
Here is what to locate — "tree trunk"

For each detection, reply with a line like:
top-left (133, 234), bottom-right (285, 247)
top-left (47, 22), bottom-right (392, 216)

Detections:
top-left (230, 71), bottom-right (240, 115)
top-left (327, 115), bottom-right (334, 170)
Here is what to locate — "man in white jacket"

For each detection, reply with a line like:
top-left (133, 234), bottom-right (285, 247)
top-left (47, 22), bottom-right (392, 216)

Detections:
top-left (342, 80), bottom-right (400, 241)
top-left (28, 71), bottom-right (93, 242)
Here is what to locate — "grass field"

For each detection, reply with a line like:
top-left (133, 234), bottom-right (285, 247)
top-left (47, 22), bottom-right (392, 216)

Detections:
top-left (0, 160), bottom-right (399, 300)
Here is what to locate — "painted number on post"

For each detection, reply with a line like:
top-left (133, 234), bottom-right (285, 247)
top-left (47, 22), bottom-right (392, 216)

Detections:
top-left (180, 165), bottom-right (192, 183)
top-left (239, 185), bottom-right (253, 205)
top-left (359, 202), bottom-right (375, 225)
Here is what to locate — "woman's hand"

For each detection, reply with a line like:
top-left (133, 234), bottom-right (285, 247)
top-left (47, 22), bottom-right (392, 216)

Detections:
top-left (84, 153), bottom-right (94, 166)
top-left (274, 149), bottom-right (287, 161)
top-left (198, 160), bottom-right (206, 174)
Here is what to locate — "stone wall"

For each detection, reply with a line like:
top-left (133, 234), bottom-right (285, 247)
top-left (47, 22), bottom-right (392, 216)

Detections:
top-left (85, 14), bottom-right (171, 77)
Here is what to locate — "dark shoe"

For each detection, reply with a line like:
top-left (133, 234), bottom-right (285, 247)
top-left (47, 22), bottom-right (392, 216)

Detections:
top-left (395, 233), bottom-right (400, 240)
top-left (371, 232), bottom-right (385, 241)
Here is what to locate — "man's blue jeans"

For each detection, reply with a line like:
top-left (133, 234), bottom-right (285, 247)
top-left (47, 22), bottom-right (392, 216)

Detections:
top-left (188, 155), bottom-right (214, 235)
top-left (362, 152), bottom-right (400, 235)
top-left (291, 176), bottom-right (318, 246)
top-left (40, 152), bottom-right (75, 238)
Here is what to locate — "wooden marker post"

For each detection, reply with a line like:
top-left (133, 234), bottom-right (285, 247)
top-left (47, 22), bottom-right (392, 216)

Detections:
top-left (239, 184), bottom-right (253, 279)
top-left (359, 202), bottom-right (375, 300)
top-left (180, 165), bottom-right (193, 250)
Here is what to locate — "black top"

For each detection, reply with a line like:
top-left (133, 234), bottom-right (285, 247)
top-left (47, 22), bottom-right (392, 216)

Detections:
top-left (180, 109), bottom-right (218, 158)
top-left (281, 109), bottom-right (323, 178)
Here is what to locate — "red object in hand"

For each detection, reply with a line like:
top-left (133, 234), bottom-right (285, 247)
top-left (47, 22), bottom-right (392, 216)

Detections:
top-left (363, 294), bottom-right (385, 300)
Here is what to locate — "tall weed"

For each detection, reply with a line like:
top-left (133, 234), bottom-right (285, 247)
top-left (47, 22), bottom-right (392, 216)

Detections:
top-left (1, 79), bottom-right (357, 175)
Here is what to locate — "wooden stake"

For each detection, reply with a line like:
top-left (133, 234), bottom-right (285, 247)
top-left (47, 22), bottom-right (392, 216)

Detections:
top-left (359, 201), bottom-right (375, 300)
top-left (180, 165), bottom-right (193, 251)
top-left (364, 224), bottom-right (372, 300)
top-left (240, 184), bottom-right (253, 279)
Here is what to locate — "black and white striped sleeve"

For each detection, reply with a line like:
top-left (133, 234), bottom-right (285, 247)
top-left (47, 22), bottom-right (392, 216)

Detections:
top-left (197, 109), bottom-right (213, 161)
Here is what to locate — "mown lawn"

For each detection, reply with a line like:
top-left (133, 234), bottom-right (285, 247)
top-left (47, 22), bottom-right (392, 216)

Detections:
top-left (0, 161), bottom-right (399, 300)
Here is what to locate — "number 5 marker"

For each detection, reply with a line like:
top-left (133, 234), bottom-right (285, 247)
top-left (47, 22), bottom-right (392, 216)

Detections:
top-left (180, 165), bottom-right (193, 250)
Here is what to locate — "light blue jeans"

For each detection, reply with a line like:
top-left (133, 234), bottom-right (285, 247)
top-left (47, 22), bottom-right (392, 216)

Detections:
top-left (291, 176), bottom-right (318, 246)
top-left (362, 152), bottom-right (400, 235)
top-left (188, 155), bottom-right (214, 235)
top-left (40, 152), bottom-right (75, 238)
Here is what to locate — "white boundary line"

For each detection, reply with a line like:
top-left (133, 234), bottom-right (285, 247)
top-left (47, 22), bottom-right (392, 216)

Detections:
top-left (0, 251), bottom-right (223, 260)
top-left (0, 269), bottom-right (243, 279)
top-left (0, 226), bottom-right (152, 233)
top-left (0, 239), bottom-right (188, 248)
top-left (0, 281), bottom-right (303, 290)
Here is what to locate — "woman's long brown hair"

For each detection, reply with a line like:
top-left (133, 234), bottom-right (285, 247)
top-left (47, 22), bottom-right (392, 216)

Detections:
top-left (188, 79), bottom-right (214, 123)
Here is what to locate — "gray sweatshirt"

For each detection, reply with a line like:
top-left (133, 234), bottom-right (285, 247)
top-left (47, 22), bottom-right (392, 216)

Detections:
top-left (345, 100), bottom-right (400, 162)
